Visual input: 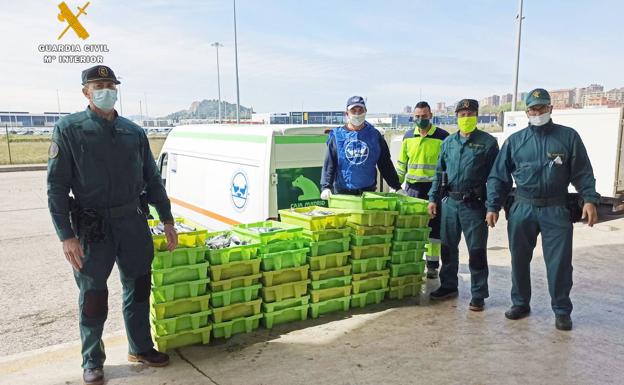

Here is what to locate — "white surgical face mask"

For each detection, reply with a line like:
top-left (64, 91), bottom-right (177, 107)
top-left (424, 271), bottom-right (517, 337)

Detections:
top-left (528, 111), bottom-right (551, 127)
top-left (348, 113), bottom-right (366, 127)
top-left (91, 88), bottom-right (117, 111)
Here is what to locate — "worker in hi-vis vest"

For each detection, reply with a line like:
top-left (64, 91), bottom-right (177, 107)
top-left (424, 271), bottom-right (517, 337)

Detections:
top-left (396, 101), bottom-right (449, 279)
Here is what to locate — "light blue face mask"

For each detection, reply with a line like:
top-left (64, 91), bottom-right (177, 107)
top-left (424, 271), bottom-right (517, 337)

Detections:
top-left (91, 89), bottom-right (117, 111)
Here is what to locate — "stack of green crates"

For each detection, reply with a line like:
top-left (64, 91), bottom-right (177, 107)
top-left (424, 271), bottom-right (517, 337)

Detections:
top-left (329, 193), bottom-right (398, 308)
top-left (386, 194), bottom-right (431, 299)
top-left (233, 220), bottom-right (308, 330)
top-left (205, 229), bottom-right (263, 339)
top-left (149, 218), bottom-right (212, 352)
top-left (281, 206), bottom-right (352, 319)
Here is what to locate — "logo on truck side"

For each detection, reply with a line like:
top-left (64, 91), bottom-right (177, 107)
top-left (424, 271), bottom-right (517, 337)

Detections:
top-left (230, 171), bottom-right (249, 210)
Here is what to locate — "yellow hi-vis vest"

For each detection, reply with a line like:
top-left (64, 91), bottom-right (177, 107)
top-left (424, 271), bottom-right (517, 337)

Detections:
top-left (396, 125), bottom-right (448, 184)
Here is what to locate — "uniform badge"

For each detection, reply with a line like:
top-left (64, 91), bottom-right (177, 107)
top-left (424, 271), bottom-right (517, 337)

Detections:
top-left (532, 90), bottom-right (541, 98)
top-left (98, 66), bottom-right (109, 77)
top-left (48, 142), bottom-right (60, 159)
top-left (463, 100), bottom-right (470, 108)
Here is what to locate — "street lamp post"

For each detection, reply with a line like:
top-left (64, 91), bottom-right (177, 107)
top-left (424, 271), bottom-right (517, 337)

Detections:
top-left (233, 0), bottom-right (241, 123)
top-left (211, 42), bottom-right (224, 123)
top-left (511, 0), bottom-right (524, 111)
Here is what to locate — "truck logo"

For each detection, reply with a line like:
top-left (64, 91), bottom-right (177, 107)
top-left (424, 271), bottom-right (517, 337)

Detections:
top-left (345, 139), bottom-right (369, 165)
top-left (292, 175), bottom-right (320, 201)
top-left (230, 171), bottom-right (249, 210)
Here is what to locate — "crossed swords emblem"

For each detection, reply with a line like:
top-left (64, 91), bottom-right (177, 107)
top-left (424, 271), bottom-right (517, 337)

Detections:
top-left (57, 1), bottom-right (91, 40)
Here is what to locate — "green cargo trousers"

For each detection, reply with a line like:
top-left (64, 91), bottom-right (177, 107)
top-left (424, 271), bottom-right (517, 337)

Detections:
top-left (439, 198), bottom-right (489, 299)
top-left (507, 202), bottom-right (574, 316)
top-left (74, 212), bottom-right (154, 369)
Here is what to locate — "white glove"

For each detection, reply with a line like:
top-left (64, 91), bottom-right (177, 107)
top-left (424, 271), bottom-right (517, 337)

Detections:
top-left (389, 188), bottom-right (397, 193)
top-left (396, 188), bottom-right (407, 196)
top-left (321, 189), bottom-right (332, 200)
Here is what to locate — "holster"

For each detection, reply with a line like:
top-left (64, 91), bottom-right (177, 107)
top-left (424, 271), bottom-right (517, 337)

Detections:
top-left (139, 192), bottom-right (150, 219)
top-left (68, 197), bottom-right (107, 243)
top-left (503, 191), bottom-right (515, 220)
top-left (567, 193), bottom-right (583, 223)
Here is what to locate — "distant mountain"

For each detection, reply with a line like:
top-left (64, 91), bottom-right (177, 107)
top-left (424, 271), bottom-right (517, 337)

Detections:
top-left (162, 99), bottom-right (253, 121)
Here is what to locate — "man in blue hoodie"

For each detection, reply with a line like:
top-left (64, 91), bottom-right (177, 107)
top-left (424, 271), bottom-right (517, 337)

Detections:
top-left (320, 96), bottom-right (403, 197)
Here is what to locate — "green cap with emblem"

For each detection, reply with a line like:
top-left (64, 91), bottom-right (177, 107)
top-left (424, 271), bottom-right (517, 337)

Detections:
top-left (81, 65), bottom-right (121, 85)
top-left (525, 88), bottom-right (551, 108)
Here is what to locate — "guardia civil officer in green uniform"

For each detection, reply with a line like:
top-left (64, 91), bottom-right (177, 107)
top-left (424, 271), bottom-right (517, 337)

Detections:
top-left (47, 65), bottom-right (178, 385)
top-left (428, 99), bottom-right (499, 311)
top-left (486, 88), bottom-right (599, 331)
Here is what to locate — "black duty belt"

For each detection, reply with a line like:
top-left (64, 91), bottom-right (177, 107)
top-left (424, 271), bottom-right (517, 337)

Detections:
top-left (95, 198), bottom-right (142, 219)
top-left (515, 195), bottom-right (567, 207)
top-left (336, 186), bottom-right (376, 196)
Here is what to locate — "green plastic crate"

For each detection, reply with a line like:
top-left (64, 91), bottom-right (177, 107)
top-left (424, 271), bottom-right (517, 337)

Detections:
top-left (211, 299), bottom-right (262, 323)
top-left (389, 261), bottom-right (426, 277)
top-left (209, 273), bottom-right (261, 292)
top-left (350, 256), bottom-right (391, 274)
top-left (389, 274), bottom-right (425, 287)
top-left (350, 233), bottom-right (394, 246)
top-left (308, 251), bottom-right (351, 270)
top-left (205, 231), bottom-right (260, 265)
top-left (150, 294), bottom-right (211, 320)
top-left (153, 324), bottom-right (212, 352)
top-left (262, 279), bottom-right (310, 303)
top-left (346, 223), bottom-right (394, 236)
top-left (209, 259), bottom-right (261, 281)
top-left (351, 274), bottom-right (389, 294)
top-left (261, 248), bottom-right (309, 271)
top-left (350, 244), bottom-right (392, 260)
top-left (310, 285), bottom-right (352, 303)
top-left (309, 265), bottom-right (352, 281)
top-left (152, 247), bottom-right (207, 270)
top-left (309, 275), bottom-right (352, 290)
top-left (329, 192), bottom-right (398, 211)
top-left (344, 210), bottom-right (398, 227)
top-left (232, 221), bottom-right (303, 244)
top-left (308, 237), bottom-right (351, 257)
top-left (395, 214), bottom-right (430, 229)
top-left (210, 284), bottom-right (262, 307)
top-left (152, 262), bottom-right (209, 287)
top-left (262, 304), bottom-right (309, 329)
top-left (150, 309), bottom-right (212, 336)
top-left (151, 218), bottom-right (208, 251)
top-left (388, 282), bottom-right (424, 299)
top-left (352, 270), bottom-right (388, 283)
top-left (374, 193), bottom-right (429, 215)
top-left (309, 296), bottom-right (351, 318)
top-left (258, 239), bottom-right (306, 254)
top-left (303, 228), bottom-right (351, 242)
top-left (389, 249), bottom-right (425, 264)
top-left (350, 288), bottom-right (388, 308)
top-left (212, 314), bottom-right (262, 339)
top-left (262, 265), bottom-right (309, 287)
top-left (279, 206), bottom-right (351, 231)
top-left (262, 295), bottom-right (310, 313)
top-left (393, 227), bottom-right (432, 242)
top-left (151, 278), bottom-right (210, 304)
top-left (391, 240), bottom-right (428, 252)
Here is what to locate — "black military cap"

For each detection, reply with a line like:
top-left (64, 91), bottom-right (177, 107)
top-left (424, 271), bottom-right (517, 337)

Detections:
top-left (455, 99), bottom-right (479, 113)
top-left (81, 65), bottom-right (121, 85)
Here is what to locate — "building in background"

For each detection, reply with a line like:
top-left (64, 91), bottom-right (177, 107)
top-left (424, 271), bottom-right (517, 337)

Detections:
top-left (0, 111), bottom-right (70, 129)
top-left (435, 102), bottom-right (446, 113)
top-left (500, 93), bottom-right (513, 105)
top-left (550, 88), bottom-right (576, 109)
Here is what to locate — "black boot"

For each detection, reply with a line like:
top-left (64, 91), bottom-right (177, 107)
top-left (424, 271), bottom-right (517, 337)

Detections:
top-left (469, 298), bottom-right (485, 312)
top-left (430, 287), bottom-right (458, 300)
top-left (83, 367), bottom-right (104, 385)
top-left (128, 348), bottom-right (170, 367)
top-left (504, 305), bottom-right (531, 320)
top-left (555, 315), bottom-right (573, 331)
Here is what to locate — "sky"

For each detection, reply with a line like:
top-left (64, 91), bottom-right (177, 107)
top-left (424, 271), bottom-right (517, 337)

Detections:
top-left (0, 0), bottom-right (623, 117)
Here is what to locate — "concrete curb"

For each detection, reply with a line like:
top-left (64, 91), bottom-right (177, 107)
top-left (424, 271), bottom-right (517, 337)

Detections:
top-left (0, 164), bottom-right (47, 172)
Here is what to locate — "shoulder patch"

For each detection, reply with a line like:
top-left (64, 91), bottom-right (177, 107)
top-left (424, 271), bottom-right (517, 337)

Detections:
top-left (48, 142), bottom-right (59, 159)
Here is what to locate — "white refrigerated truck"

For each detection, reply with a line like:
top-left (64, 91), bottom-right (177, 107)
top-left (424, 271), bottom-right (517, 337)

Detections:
top-left (156, 124), bottom-right (332, 230)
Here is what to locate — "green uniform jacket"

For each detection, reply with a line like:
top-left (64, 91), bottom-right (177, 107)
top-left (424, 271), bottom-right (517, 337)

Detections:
top-left (429, 129), bottom-right (499, 202)
top-left (486, 121), bottom-right (600, 212)
top-left (47, 107), bottom-right (173, 241)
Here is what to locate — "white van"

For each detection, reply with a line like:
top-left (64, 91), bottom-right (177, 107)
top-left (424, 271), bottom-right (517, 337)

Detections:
top-left (157, 124), bottom-right (332, 230)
